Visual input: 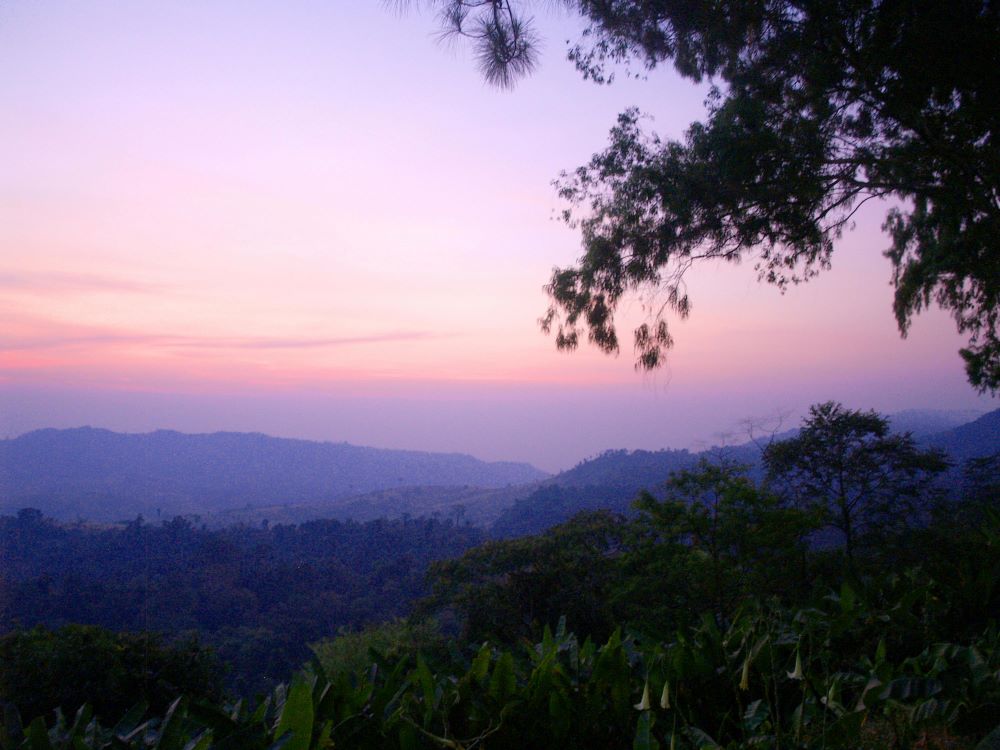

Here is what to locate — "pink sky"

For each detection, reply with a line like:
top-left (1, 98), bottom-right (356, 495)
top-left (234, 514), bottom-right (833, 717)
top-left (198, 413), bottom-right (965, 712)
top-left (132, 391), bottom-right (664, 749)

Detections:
top-left (0, 1), bottom-right (994, 471)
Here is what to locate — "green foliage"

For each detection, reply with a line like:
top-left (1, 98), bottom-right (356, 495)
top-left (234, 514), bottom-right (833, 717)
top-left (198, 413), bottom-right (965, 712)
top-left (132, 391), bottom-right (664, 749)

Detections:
top-left (622, 459), bottom-right (818, 632)
top-left (393, 1), bottom-right (542, 90)
top-left (0, 513), bottom-right (483, 697)
top-left (423, 510), bottom-right (628, 643)
top-left (963, 453), bottom-right (1000, 509)
top-left (561, 0), bottom-right (1000, 391)
top-left (0, 625), bottom-right (222, 725)
top-left (4, 591), bottom-right (998, 749)
top-left (423, 458), bottom-right (821, 643)
top-left (2, 404), bottom-right (995, 748)
top-left (310, 619), bottom-right (448, 682)
top-left (763, 402), bottom-right (949, 561)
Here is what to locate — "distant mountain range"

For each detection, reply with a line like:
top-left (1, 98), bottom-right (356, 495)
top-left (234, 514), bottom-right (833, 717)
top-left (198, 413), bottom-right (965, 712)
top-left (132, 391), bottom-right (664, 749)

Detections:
top-left (489, 408), bottom-right (1000, 537)
top-left (1, 408), bottom-right (996, 530)
top-left (0, 428), bottom-right (548, 522)
top-left (922, 409), bottom-right (1000, 462)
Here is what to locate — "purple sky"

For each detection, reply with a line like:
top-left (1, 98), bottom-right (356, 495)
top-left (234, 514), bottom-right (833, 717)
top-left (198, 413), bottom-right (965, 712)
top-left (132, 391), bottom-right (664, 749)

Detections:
top-left (0, 1), bottom-right (994, 472)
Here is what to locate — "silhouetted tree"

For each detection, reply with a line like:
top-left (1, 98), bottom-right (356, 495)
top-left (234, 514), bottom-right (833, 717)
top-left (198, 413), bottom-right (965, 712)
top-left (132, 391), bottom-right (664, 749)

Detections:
top-left (763, 402), bottom-right (948, 562)
top-left (409, 0), bottom-right (1000, 391)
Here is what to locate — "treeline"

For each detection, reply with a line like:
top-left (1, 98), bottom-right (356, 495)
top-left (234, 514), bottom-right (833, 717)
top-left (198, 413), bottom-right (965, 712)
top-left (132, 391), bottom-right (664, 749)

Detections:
top-left (488, 407), bottom-right (999, 539)
top-left (0, 513), bottom-right (483, 695)
top-left (420, 406), bottom-right (996, 650)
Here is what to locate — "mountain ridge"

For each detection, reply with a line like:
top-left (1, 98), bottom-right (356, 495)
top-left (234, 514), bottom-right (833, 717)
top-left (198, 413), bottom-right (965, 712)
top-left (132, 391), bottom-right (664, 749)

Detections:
top-left (2, 408), bottom-right (995, 529)
top-left (0, 427), bottom-right (548, 522)
top-left (488, 407), bottom-right (999, 537)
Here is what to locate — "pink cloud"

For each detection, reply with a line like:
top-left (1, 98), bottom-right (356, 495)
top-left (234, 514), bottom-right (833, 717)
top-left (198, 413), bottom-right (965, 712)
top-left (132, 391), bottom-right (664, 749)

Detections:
top-left (0, 270), bottom-right (165, 295)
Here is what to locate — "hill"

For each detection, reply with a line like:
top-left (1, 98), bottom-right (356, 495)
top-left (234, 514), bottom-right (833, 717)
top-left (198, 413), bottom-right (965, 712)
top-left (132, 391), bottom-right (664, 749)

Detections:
top-left (2, 409), bottom-right (993, 530)
top-left (0, 428), bottom-right (548, 522)
top-left (489, 408), bottom-right (999, 537)
top-left (205, 482), bottom-right (536, 529)
top-left (889, 408), bottom-right (985, 437)
top-left (922, 408), bottom-right (1000, 462)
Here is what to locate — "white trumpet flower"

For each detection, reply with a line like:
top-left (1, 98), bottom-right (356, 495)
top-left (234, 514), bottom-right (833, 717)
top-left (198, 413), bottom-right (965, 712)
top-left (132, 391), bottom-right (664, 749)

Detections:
top-left (634, 680), bottom-right (651, 711)
top-left (787, 650), bottom-right (804, 680)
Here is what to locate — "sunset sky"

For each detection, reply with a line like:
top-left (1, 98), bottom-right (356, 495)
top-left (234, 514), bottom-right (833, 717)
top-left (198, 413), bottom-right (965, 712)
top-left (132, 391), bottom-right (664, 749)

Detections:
top-left (1, 0), bottom-right (995, 471)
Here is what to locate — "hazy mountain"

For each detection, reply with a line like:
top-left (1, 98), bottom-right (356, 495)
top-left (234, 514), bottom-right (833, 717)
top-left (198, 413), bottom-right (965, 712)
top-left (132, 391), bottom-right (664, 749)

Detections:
top-left (922, 409), bottom-right (1000, 463)
top-left (544, 448), bottom-right (696, 490)
top-left (890, 409), bottom-right (986, 437)
top-left (489, 408), bottom-right (999, 537)
top-left (2, 408), bottom-right (994, 529)
top-left (0, 428), bottom-right (548, 522)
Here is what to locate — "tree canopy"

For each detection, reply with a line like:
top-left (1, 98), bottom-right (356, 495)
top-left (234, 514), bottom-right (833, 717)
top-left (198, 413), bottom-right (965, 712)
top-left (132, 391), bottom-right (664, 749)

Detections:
top-left (763, 401), bottom-right (948, 560)
top-left (409, 0), bottom-right (1000, 392)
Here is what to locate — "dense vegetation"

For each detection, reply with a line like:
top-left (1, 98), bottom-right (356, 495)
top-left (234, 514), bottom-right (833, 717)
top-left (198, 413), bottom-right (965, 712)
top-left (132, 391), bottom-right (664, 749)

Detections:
top-left (1, 404), bottom-right (998, 748)
top-left (491, 409), bottom-right (999, 538)
top-left (0, 513), bottom-right (483, 696)
top-left (0, 626), bottom-right (223, 723)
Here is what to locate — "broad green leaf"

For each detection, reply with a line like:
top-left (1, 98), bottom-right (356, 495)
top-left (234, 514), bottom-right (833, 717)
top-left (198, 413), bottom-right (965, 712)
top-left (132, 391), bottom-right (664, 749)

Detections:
top-left (415, 653), bottom-right (436, 715)
top-left (742, 699), bottom-right (768, 732)
top-left (682, 725), bottom-right (720, 749)
top-left (25, 718), bottom-right (53, 750)
top-left (633, 711), bottom-right (660, 750)
top-left (153, 696), bottom-right (186, 750)
top-left (470, 643), bottom-right (491, 683)
top-left (314, 719), bottom-right (332, 750)
top-left (273, 677), bottom-right (314, 750)
top-left (181, 731), bottom-right (214, 750)
top-left (549, 689), bottom-right (573, 739)
top-left (489, 652), bottom-right (516, 702)
top-left (112, 702), bottom-right (148, 738)
top-left (68, 704), bottom-right (93, 736)
top-left (839, 582), bottom-right (856, 613)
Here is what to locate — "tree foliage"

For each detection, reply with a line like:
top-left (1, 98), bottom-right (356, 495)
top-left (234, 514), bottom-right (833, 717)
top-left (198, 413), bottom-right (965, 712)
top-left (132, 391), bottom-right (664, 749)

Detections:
top-left (392, 0), bottom-right (541, 88)
top-left (0, 625), bottom-right (222, 724)
top-left (628, 459), bottom-right (818, 624)
top-left (409, 0), bottom-right (1000, 391)
top-left (0, 513), bottom-right (483, 697)
top-left (422, 510), bottom-right (627, 643)
top-left (5, 581), bottom-right (1000, 749)
top-left (763, 401), bottom-right (949, 561)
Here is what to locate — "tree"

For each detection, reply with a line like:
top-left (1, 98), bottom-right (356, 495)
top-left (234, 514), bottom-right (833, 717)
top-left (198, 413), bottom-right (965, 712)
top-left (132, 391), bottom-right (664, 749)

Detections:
top-left (762, 402), bottom-right (948, 562)
top-left (422, 510), bottom-right (627, 643)
top-left (0, 625), bottom-right (223, 723)
top-left (409, 0), bottom-right (1000, 392)
top-left (626, 459), bottom-right (817, 628)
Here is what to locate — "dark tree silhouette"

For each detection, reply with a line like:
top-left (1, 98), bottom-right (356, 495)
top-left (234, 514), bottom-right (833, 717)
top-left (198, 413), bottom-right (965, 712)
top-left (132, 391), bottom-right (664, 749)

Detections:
top-left (763, 402), bottom-right (948, 562)
top-left (408, 0), bottom-right (1000, 391)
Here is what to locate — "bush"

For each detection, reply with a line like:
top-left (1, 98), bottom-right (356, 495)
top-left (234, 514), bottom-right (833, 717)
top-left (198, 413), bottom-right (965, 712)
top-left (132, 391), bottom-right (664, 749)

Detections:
top-left (0, 624), bottom-right (223, 723)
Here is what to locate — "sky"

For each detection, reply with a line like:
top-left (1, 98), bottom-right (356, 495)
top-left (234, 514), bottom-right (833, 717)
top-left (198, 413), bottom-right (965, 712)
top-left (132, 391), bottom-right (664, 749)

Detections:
top-left (0, 0), bottom-right (995, 472)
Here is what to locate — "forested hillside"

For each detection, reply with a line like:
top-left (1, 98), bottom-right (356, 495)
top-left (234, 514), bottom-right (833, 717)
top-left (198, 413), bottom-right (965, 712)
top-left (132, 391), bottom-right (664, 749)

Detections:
top-left (924, 409), bottom-right (1000, 462)
top-left (2, 411), bottom-right (991, 534)
top-left (2, 403), bottom-right (998, 749)
top-left (0, 428), bottom-right (547, 522)
top-left (0, 511), bottom-right (483, 696)
top-left (490, 409), bottom-right (999, 537)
